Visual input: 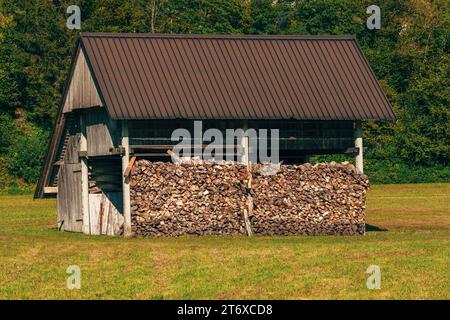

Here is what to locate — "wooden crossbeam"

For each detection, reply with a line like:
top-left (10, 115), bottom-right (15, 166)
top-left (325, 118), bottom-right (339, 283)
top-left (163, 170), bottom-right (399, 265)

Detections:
top-left (344, 147), bottom-right (368, 155)
top-left (132, 153), bottom-right (171, 157)
top-left (130, 144), bottom-right (239, 150)
top-left (109, 147), bottom-right (126, 156)
top-left (133, 152), bottom-right (241, 157)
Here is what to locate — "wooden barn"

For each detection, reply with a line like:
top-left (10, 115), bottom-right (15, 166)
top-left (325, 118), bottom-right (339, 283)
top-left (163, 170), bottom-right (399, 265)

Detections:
top-left (34, 33), bottom-right (395, 236)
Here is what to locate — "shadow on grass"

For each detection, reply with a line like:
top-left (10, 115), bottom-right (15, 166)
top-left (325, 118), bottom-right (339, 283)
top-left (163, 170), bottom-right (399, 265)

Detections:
top-left (365, 224), bottom-right (388, 232)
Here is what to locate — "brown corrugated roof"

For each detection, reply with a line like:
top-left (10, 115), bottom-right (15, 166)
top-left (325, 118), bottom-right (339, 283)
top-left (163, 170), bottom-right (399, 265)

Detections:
top-left (81, 33), bottom-right (395, 120)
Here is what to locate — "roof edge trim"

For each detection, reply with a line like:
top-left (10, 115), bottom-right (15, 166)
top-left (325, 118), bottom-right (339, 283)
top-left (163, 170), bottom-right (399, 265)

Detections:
top-left (80, 32), bottom-right (356, 41)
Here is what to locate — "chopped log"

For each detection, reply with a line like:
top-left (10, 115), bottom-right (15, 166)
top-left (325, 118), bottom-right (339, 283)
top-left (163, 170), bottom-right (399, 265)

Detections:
top-left (123, 156), bottom-right (136, 178)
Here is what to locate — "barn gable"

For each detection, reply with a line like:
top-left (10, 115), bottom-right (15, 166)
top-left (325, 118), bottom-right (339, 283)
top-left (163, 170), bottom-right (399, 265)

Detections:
top-left (34, 43), bottom-right (105, 199)
top-left (63, 46), bottom-right (103, 113)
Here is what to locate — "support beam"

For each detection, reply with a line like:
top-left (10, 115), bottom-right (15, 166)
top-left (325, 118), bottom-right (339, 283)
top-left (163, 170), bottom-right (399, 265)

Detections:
top-left (121, 121), bottom-right (132, 237)
top-left (80, 113), bottom-right (90, 234)
top-left (240, 120), bottom-right (249, 165)
top-left (355, 121), bottom-right (364, 174)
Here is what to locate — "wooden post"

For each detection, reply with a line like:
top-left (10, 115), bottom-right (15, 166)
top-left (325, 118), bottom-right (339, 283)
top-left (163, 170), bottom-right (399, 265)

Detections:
top-left (121, 121), bottom-right (132, 237)
top-left (355, 121), bottom-right (364, 174)
top-left (241, 120), bottom-right (249, 165)
top-left (80, 113), bottom-right (90, 234)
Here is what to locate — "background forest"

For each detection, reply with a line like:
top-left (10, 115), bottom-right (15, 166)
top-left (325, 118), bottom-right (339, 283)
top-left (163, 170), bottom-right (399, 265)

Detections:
top-left (0, 0), bottom-right (448, 193)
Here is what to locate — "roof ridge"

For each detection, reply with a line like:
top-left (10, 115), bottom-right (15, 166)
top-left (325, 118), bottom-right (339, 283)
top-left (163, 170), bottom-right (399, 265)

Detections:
top-left (80, 32), bottom-right (356, 41)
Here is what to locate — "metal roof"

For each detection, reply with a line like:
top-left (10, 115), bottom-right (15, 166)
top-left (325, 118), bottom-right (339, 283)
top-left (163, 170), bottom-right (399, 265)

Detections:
top-left (80, 33), bottom-right (395, 121)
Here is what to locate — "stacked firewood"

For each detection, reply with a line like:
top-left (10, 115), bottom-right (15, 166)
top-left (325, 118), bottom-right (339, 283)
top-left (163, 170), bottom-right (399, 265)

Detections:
top-left (129, 160), bottom-right (368, 237)
top-left (250, 162), bottom-right (368, 235)
top-left (130, 160), bottom-right (248, 236)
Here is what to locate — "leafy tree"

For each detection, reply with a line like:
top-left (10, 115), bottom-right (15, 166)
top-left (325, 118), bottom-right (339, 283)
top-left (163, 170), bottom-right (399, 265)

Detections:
top-left (6, 124), bottom-right (48, 183)
top-left (244, 0), bottom-right (294, 34)
top-left (81, 0), bottom-right (148, 33)
top-left (157, 0), bottom-right (247, 34)
top-left (0, 0), bottom-right (448, 185)
top-left (0, 0), bottom-right (71, 128)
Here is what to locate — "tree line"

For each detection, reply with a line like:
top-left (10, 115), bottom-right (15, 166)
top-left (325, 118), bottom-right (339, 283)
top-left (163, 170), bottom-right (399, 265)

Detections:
top-left (0, 0), bottom-right (448, 191)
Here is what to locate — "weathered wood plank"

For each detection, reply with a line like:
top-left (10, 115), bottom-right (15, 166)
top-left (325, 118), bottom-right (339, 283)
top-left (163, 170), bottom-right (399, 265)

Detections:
top-left (355, 121), bottom-right (364, 174)
top-left (80, 114), bottom-right (90, 234)
top-left (88, 192), bottom-right (124, 236)
top-left (63, 48), bottom-right (102, 113)
top-left (57, 164), bottom-right (83, 232)
top-left (86, 109), bottom-right (119, 157)
top-left (44, 187), bottom-right (58, 194)
top-left (122, 121), bottom-right (132, 237)
top-left (65, 133), bottom-right (80, 164)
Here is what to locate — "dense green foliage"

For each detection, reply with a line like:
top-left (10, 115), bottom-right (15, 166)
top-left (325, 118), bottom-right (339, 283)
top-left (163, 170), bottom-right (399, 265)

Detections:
top-left (0, 114), bottom-right (47, 193)
top-left (0, 0), bottom-right (448, 189)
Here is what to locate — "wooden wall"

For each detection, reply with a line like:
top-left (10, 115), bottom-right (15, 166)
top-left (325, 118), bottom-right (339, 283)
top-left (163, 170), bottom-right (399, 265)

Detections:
top-left (88, 192), bottom-right (124, 236)
top-left (86, 108), bottom-right (120, 157)
top-left (56, 108), bottom-right (124, 235)
top-left (63, 48), bottom-right (102, 113)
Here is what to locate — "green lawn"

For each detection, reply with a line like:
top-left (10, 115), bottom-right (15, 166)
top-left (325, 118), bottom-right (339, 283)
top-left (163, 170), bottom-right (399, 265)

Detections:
top-left (0, 183), bottom-right (449, 299)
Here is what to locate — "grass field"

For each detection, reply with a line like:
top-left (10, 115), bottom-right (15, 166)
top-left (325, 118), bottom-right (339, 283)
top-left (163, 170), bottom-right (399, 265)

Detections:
top-left (0, 183), bottom-right (449, 299)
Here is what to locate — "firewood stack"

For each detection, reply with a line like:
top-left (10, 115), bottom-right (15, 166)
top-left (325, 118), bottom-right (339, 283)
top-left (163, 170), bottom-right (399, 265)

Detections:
top-left (250, 162), bottom-right (368, 236)
top-left (130, 160), bottom-right (248, 236)
top-left (129, 160), bottom-right (368, 237)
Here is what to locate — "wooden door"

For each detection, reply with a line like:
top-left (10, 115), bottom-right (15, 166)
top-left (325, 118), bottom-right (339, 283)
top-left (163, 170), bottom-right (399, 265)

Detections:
top-left (57, 163), bottom-right (83, 232)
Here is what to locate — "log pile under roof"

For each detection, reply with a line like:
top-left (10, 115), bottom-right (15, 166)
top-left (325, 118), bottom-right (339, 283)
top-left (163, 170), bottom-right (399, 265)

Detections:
top-left (251, 162), bottom-right (367, 236)
top-left (129, 160), bottom-right (368, 237)
top-left (130, 160), bottom-right (249, 236)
